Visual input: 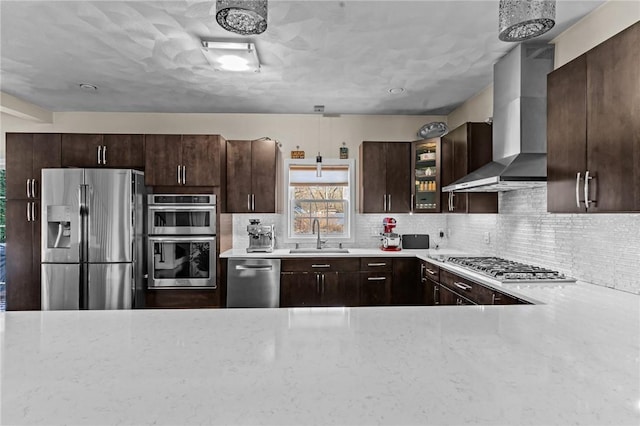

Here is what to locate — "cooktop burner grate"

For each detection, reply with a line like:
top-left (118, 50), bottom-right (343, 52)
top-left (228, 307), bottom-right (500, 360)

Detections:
top-left (446, 256), bottom-right (575, 283)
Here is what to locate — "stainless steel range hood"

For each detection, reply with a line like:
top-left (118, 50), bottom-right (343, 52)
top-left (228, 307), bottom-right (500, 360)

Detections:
top-left (443, 43), bottom-right (554, 193)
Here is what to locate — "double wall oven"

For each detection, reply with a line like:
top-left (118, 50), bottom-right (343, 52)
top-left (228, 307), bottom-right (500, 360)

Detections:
top-left (147, 194), bottom-right (216, 289)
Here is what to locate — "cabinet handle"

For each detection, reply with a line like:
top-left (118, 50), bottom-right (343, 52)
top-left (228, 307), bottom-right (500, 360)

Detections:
top-left (31, 202), bottom-right (36, 221)
top-left (31, 179), bottom-right (37, 198)
top-left (434, 286), bottom-right (439, 305)
top-left (26, 179), bottom-right (31, 198)
top-left (425, 268), bottom-right (437, 276)
top-left (383, 194), bottom-right (387, 212)
top-left (321, 273), bottom-right (325, 294)
top-left (367, 277), bottom-right (386, 281)
top-left (454, 282), bottom-right (472, 291)
top-left (367, 262), bottom-right (386, 267)
top-left (450, 192), bottom-right (454, 211)
top-left (182, 165), bottom-right (186, 185)
top-left (316, 273), bottom-right (320, 293)
top-left (97, 146), bottom-right (102, 165)
top-left (177, 165), bottom-right (181, 184)
top-left (247, 194), bottom-right (252, 211)
top-left (388, 194), bottom-right (392, 211)
top-left (26, 202), bottom-right (31, 222)
top-left (584, 170), bottom-right (596, 209)
top-left (251, 194), bottom-right (255, 211)
top-left (411, 194), bottom-right (414, 213)
top-left (102, 145), bottom-right (107, 165)
top-left (575, 172), bottom-right (582, 208)
top-left (492, 293), bottom-right (502, 304)
top-left (312, 264), bottom-right (330, 268)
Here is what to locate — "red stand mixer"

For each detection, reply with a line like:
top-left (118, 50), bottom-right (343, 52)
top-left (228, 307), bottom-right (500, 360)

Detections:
top-left (381, 217), bottom-right (401, 251)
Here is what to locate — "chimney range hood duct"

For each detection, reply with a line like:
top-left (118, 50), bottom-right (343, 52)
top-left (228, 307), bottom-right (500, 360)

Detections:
top-left (443, 43), bottom-right (554, 192)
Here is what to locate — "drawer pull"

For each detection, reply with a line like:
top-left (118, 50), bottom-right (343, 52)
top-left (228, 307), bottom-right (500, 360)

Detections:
top-left (454, 282), bottom-right (472, 291)
top-left (492, 293), bottom-right (502, 304)
top-left (367, 277), bottom-right (386, 281)
top-left (312, 264), bottom-right (330, 268)
top-left (425, 268), bottom-right (437, 275)
top-left (367, 262), bottom-right (386, 267)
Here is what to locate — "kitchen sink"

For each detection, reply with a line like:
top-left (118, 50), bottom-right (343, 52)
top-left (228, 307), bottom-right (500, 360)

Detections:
top-left (289, 248), bottom-right (350, 254)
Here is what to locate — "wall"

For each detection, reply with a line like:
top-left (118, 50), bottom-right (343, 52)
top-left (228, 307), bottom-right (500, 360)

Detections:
top-left (447, 188), bottom-right (640, 294)
top-left (443, 2), bottom-right (640, 294)
top-left (0, 111), bottom-right (445, 164)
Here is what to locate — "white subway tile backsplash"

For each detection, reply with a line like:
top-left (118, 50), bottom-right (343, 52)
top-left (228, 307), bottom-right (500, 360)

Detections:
top-left (448, 187), bottom-right (640, 295)
top-left (229, 187), bottom-right (639, 294)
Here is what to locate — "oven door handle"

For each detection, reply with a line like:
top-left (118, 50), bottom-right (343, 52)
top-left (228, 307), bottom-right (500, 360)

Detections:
top-left (148, 205), bottom-right (215, 211)
top-left (148, 236), bottom-right (215, 242)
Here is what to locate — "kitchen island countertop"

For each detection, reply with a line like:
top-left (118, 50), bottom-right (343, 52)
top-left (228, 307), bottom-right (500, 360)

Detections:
top-left (2, 281), bottom-right (639, 425)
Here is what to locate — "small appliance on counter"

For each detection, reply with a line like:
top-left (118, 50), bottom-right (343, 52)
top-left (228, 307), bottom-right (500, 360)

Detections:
top-left (381, 217), bottom-right (401, 251)
top-left (247, 219), bottom-right (275, 253)
top-left (401, 234), bottom-right (430, 250)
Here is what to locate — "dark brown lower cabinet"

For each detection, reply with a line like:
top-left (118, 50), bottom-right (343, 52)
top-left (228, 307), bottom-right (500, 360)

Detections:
top-left (6, 200), bottom-right (41, 310)
top-left (359, 272), bottom-right (392, 306)
top-left (438, 285), bottom-right (474, 306)
top-left (145, 289), bottom-right (220, 309)
top-left (391, 258), bottom-right (419, 305)
top-left (280, 273), bottom-right (318, 307)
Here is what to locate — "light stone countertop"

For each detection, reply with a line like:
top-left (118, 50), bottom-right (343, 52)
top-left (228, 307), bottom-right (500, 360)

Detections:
top-left (2, 279), bottom-right (639, 425)
top-left (220, 247), bottom-right (467, 258)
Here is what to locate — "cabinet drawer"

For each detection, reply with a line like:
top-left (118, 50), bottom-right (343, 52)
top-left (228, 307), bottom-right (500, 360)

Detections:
top-left (440, 270), bottom-right (492, 304)
top-left (421, 261), bottom-right (440, 282)
top-left (282, 258), bottom-right (360, 272)
top-left (360, 258), bottom-right (393, 272)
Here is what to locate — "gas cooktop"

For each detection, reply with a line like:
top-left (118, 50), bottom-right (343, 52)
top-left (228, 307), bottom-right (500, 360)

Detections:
top-left (446, 256), bottom-right (576, 283)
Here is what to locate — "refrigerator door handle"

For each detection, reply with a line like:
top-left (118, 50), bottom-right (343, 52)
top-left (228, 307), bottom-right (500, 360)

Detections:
top-left (79, 184), bottom-right (89, 309)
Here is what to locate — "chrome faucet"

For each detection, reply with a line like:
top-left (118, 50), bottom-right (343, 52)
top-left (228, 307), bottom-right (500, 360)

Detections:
top-left (312, 218), bottom-right (324, 249)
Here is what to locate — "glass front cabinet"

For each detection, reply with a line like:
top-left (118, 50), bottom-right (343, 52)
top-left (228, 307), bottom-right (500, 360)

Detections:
top-left (411, 139), bottom-right (441, 213)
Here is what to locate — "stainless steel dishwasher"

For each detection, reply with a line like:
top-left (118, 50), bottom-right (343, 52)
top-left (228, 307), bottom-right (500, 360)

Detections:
top-left (227, 259), bottom-right (281, 308)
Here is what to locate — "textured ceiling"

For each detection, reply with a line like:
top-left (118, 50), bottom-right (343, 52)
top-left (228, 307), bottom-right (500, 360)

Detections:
top-left (0, 0), bottom-right (605, 115)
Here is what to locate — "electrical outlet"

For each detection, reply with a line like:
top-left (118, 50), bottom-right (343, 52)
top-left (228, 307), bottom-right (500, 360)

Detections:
top-left (483, 231), bottom-right (491, 244)
top-left (438, 228), bottom-right (445, 238)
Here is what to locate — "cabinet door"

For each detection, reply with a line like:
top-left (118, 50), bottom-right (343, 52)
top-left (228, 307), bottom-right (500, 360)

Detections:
top-left (440, 136), bottom-right (454, 212)
top-left (412, 139), bottom-right (440, 213)
top-left (251, 139), bottom-right (277, 213)
top-left (280, 272), bottom-right (318, 307)
top-left (385, 142), bottom-right (411, 213)
top-left (586, 23), bottom-right (640, 212)
top-left (359, 272), bottom-right (391, 306)
top-left (226, 140), bottom-right (253, 213)
top-left (144, 135), bottom-right (182, 186)
top-left (103, 134), bottom-right (144, 169)
top-left (438, 285), bottom-right (459, 306)
top-left (360, 142), bottom-right (387, 213)
top-left (391, 257), bottom-right (418, 305)
top-left (6, 133), bottom-right (34, 200)
top-left (31, 134), bottom-right (62, 199)
top-left (5, 200), bottom-right (39, 310)
top-left (547, 56), bottom-right (588, 213)
top-left (466, 124), bottom-right (497, 213)
top-left (422, 279), bottom-right (440, 306)
top-left (451, 126), bottom-right (468, 212)
top-left (181, 135), bottom-right (220, 186)
top-left (61, 134), bottom-right (104, 167)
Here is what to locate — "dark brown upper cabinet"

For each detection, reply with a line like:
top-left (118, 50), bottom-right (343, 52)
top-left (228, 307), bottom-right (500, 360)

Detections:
top-left (360, 141), bottom-right (411, 213)
top-left (5, 133), bottom-right (60, 311)
top-left (547, 22), bottom-right (639, 213)
top-left (226, 139), bottom-right (278, 213)
top-left (61, 133), bottom-right (144, 169)
top-left (440, 123), bottom-right (498, 214)
top-left (6, 133), bottom-right (61, 200)
top-left (145, 134), bottom-right (225, 187)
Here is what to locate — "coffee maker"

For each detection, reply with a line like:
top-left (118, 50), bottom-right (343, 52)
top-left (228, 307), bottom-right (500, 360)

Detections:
top-left (246, 219), bottom-right (275, 253)
top-left (381, 217), bottom-right (401, 251)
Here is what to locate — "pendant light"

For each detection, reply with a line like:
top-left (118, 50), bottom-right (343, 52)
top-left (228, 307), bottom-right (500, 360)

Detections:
top-left (216, 0), bottom-right (268, 35)
top-left (498, 0), bottom-right (556, 42)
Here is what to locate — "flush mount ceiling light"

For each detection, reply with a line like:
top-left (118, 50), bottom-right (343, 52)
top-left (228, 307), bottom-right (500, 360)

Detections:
top-left (388, 87), bottom-right (405, 95)
top-left (201, 41), bottom-right (261, 72)
top-left (216, 0), bottom-right (268, 35)
top-left (78, 83), bottom-right (98, 91)
top-left (498, 0), bottom-right (556, 42)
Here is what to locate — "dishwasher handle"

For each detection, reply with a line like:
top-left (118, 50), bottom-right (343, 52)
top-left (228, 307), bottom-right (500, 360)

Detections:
top-left (235, 265), bottom-right (273, 271)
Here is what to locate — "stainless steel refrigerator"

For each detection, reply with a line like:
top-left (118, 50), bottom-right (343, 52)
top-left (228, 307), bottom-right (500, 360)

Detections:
top-left (40, 168), bottom-right (145, 310)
